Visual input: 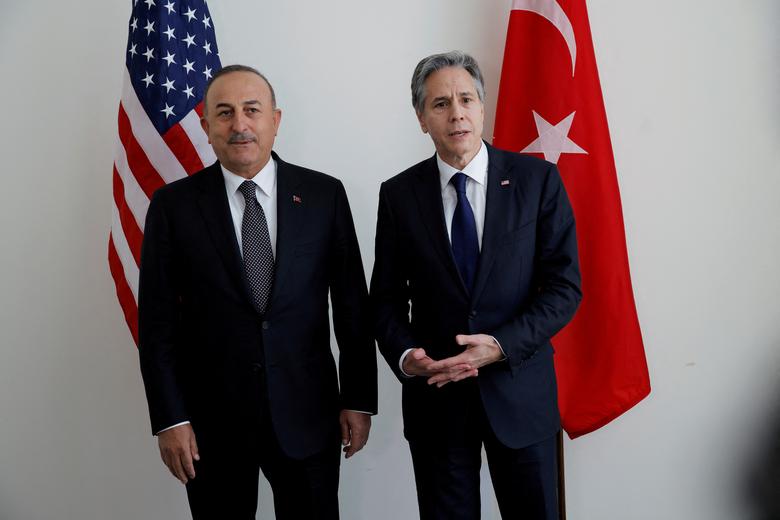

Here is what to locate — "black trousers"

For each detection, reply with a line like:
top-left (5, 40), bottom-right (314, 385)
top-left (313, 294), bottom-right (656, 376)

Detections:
top-left (185, 375), bottom-right (341, 520)
top-left (408, 385), bottom-right (558, 520)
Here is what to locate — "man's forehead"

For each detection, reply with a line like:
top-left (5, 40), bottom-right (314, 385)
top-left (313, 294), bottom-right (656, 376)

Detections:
top-left (209, 73), bottom-right (269, 99)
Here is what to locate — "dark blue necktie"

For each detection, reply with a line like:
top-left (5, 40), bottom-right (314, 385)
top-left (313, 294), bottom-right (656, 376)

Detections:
top-left (450, 172), bottom-right (479, 292)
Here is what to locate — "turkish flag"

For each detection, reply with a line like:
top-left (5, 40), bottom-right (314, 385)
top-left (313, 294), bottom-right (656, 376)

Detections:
top-left (493, 0), bottom-right (651, 438)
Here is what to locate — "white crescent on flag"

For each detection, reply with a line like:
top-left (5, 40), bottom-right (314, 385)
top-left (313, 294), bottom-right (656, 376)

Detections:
top-left (512, 0), bottom-right (577, 76)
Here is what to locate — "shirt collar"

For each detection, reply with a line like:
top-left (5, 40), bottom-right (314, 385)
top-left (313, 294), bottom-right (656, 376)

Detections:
top-left (437, 141), bottom-right (488, 192)
top-left (220, 157), bottom-right (277, 198)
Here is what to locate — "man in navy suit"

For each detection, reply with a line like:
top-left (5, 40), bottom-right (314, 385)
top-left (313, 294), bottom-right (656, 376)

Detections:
top-left (139, 65), bottom-right (377, 519)
top-left (371, 51), bottom-right (581, 519)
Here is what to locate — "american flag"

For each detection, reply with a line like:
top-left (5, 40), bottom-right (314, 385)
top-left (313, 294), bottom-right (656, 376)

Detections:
top-left (109, 0), bottom-right (221, 343)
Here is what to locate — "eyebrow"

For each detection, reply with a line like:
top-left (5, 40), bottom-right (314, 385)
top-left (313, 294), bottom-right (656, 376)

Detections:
top-left (214, 99), bottom-right (263, 110)
top-left (430, 91), bottom-right (475, 104)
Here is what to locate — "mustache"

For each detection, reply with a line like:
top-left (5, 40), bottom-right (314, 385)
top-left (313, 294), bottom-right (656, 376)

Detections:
top-left (228, 132), bottom-right (256, 144)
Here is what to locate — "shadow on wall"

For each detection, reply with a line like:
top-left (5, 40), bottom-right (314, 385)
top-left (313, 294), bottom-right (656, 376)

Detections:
top-left (744, 369), bottom-right (780, 520)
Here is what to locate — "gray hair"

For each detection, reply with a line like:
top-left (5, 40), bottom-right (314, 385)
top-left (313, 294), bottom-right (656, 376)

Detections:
top-left (411, 51), bottom-right (485, 113)
top-left (203, 64), bottom-right (277, 113)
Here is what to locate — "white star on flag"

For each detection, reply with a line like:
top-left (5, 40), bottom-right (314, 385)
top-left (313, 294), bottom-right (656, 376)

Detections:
top-left (182, 33), bottom-right (196, 47)
top-left (161, 103), bottom-right (175, 118)
top-left (143, 46), bottom-right (155, 62)
top-left (184, 7), bottom-right (197, 22)
top-left (203, 42), bottom-right (212, 55)
top-left (164, 1), bottom-right (176, 14)
top-left (520, 111), bottom-right (587, 164)
top-left (144, 20), bottom-right (155, 36)
top-left (202, 15), bottom-right (211, 29)
top-left (183, 85), bottom-right (195, 98)
top-left (203, 66), bottom-right (212, 79)
top-left (163, 51), bottom-right (177, 66)
top-left (183, 59), bottom-right (195, 74)
top-left (141, 72), bottom-right (154, 87)
top-left (163, 25), bottom-right (175, 41)
top-left (144, 0), bottom-right (156, 8)
top-left (162, 77), bottom-right (176, 92)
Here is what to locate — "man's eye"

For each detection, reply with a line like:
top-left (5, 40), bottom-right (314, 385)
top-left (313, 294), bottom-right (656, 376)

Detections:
top-left (218, 111), bottom-right (231, 117)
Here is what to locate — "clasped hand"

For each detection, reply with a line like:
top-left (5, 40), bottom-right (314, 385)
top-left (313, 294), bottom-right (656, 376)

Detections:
top-left (402, 334), bottom-right (504, 388)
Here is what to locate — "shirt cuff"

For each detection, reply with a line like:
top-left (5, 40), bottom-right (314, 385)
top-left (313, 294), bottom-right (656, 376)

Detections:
top-left (490, 336), bottom-right (507, 361)
top-left (398, 348), bottom-right (415, 377)
top-left (156, 421), bottom-right (190, 435)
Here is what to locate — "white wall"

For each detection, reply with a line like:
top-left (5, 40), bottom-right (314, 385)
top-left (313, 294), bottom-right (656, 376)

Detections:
top-left (0, 1), bottom-right (777, 518)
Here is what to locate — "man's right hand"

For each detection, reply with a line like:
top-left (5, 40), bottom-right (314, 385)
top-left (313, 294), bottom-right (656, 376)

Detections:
top-left (157, 423), bottom-right (199, 485)
top-left (402, 348), bottom-right (477, 382)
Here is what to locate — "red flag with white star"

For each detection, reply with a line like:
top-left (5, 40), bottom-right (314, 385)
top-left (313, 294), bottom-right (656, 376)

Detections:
top-left (493, 0), bottom-right (650, 438)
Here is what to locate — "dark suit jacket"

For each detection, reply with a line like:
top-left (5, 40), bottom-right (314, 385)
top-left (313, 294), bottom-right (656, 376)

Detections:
top-left (138, 152), bottom-right (377, 460)
top-left (370, 143), bottom-right (581, 449)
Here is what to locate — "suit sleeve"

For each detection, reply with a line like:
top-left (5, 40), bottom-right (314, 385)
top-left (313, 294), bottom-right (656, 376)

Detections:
top-left (370, 182), bottom-right (418, 381)
top-left (329, 181), bottom-right (378, 414)
top-left (491, 164), bottom-right (582, 363)
top-left (138, 190), bottom-right (189, 434)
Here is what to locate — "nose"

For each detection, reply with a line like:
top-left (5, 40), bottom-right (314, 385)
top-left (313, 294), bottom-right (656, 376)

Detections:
top-left (230, 111), bottom-right (248, 131)
top-left (449, 102), bottom-right (465, 121)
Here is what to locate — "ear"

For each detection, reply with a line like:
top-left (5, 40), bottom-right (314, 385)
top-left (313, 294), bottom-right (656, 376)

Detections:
top-left (200, 116), bottom-right (211, 143)
top-left (416, 111), bottom-right (429, 134)
top-left (272, 108), bottom-right (282, 136)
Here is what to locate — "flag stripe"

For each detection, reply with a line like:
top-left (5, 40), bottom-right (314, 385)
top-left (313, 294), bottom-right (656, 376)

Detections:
top-left (118, 104), bottom-right (167, 199)
top-left (113, 138), bottom-right (150, 231)
top-left (111, 202), bottom-right (140, 300)
top-left (113, 166), bottom-right (144, 264)
top-left (121, 67), bottom-right (189, 183)
top-left (162, 119), bottom-right (205, 174)
top-left (180, 108), bottom-right (217, 167)
top-left (108, 236), bottom-right (139, 344)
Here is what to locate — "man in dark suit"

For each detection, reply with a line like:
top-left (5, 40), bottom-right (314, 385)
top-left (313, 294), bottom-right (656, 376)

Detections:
top-left (138, 64), bottom-right (377, 520)
top-left (370, 51), bottom-right (581, 519)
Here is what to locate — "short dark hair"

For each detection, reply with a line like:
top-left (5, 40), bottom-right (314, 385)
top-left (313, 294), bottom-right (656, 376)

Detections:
top-left (203, 64), bottom-right (277, 113)
top-left (411, 51), bottom-right (485, 113)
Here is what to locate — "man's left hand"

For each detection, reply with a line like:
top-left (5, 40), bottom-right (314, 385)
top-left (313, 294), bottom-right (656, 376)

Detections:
top-left (426, 334), bottom-right (504, 387)
top-left (339, 410), bottom-right (371, 459)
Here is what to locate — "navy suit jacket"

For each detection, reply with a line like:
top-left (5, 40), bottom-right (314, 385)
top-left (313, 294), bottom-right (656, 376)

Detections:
top-left (370, 143), bottom-right (581, 449)
top-left (138, 153), bottom-right (377, 459)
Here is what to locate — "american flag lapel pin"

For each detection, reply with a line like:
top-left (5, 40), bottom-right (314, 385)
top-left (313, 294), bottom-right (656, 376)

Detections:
top-left (500, 179), bottom-right (510, 187)
top-left (292, 195), bottom-right (302, 203)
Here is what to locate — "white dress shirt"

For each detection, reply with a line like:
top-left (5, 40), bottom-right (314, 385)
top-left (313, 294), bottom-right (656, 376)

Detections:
top-left (221, 159), bottom-right (278, 257)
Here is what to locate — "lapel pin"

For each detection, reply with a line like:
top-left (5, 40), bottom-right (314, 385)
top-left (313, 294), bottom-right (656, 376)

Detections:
top-left (500, 179), bottom-right (510, 186)
top-left (292, 195), bottom-right (302, 203)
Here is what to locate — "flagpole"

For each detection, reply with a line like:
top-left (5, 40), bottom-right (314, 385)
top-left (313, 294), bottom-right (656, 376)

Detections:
top-left (558, 430), bottom-right (566, 519)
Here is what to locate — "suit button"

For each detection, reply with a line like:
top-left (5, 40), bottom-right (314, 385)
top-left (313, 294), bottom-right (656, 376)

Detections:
top-left (261, 321), bottom-right (269, 330)
top-left (468, 311), bottom-right (477, 319)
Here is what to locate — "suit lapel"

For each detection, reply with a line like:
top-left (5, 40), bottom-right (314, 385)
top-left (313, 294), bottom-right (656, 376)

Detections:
top-left (471, 145), bottom-right (513, 305)
top-left (268, 153), bottom-right (303, 306)
top-left (411, 155), bottom-right (468, 297)
top-left (194, 162), bottom-right (252, 303)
